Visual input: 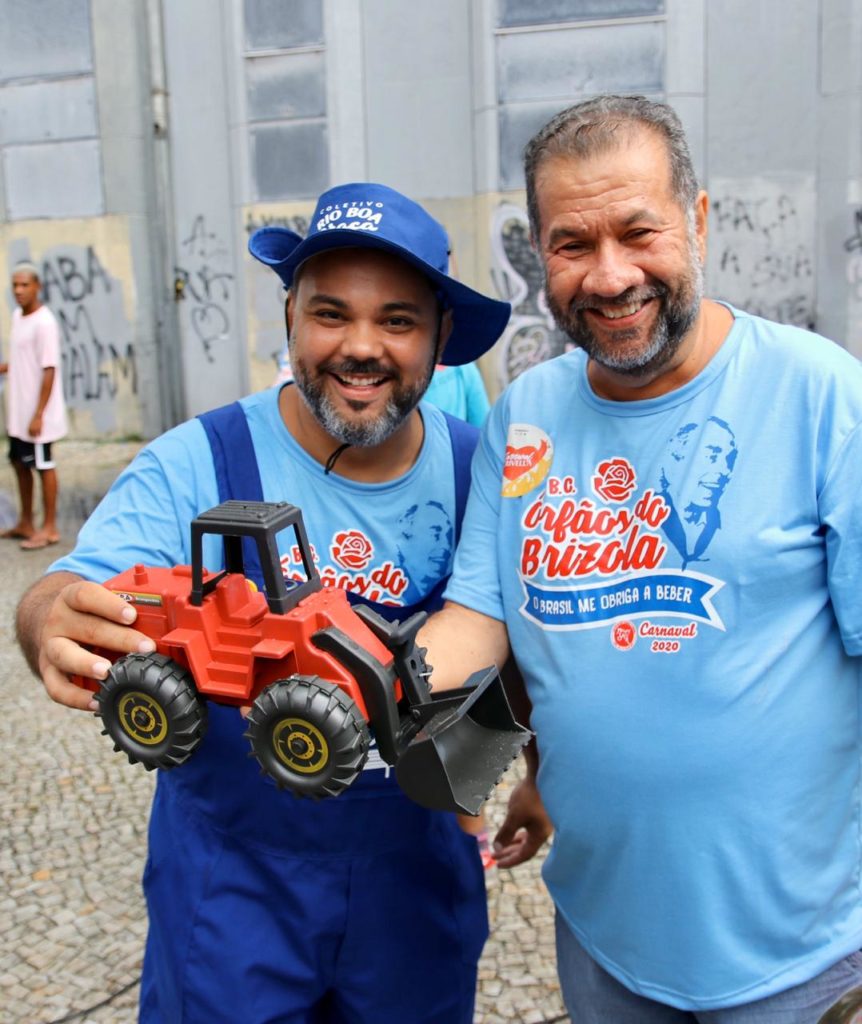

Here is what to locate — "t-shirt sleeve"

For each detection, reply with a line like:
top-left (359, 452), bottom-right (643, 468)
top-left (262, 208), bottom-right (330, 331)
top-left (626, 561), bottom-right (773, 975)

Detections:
top-left (820, 419), bottom-right (862, 655)
top-left (443, 394), bottom-right (507, 621)
top-left (463, 363), bottom-right (491, 428)
top-left (37, 311), bottom-right (61, 369)
top-left (49, 423), bottom-right (218, 583)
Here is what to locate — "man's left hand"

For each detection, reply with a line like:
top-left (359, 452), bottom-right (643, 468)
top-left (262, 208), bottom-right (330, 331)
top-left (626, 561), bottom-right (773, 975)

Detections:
top-left (492, 777), bottom-right (553, 868)
top-left (29, 413), bottom-right (43, 438)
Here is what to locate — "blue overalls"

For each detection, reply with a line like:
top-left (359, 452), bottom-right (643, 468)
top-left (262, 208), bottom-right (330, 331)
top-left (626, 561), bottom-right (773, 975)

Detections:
top-left (139, 402), bottom-right (488, 1024)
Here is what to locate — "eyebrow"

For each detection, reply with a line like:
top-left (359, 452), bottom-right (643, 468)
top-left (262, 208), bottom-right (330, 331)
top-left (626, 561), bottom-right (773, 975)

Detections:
top-left (307, 293), bottom-right (426, 315)
top-left (621, 209), bottom-right (662, 227)
top-left (546, 208), bottom-right (663, 247)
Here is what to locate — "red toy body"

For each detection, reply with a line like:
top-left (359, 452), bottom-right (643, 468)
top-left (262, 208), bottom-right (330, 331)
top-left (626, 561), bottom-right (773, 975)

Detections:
top-left (73, 500), bottom-right (529, 813)
top-left (86, 564), bottom-right (393, 717)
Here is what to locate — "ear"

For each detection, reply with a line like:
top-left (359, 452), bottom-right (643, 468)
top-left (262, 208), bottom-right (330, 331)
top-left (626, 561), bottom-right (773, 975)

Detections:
top-left (285, 290), bottom-right (295, 335)
top-left (434, 309), bottom-right (454, 363)
top-left (694, 190), bottom-right (709, 263)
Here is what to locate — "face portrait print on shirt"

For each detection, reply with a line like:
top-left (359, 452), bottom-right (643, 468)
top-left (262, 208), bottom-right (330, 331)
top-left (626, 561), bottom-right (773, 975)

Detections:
top-left (658, 417), bottom-right (738, 569)
top-left (396, 500), bottom-right (454, 602)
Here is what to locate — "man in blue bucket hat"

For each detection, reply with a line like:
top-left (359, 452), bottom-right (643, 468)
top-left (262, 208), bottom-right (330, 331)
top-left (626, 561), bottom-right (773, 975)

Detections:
top-left (17, 183), bottom-right (514, 1024)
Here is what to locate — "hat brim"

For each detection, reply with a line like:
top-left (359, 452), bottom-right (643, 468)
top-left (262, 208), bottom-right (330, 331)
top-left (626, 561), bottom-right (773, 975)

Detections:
top-left (248, 226), bottom-right (510, 366)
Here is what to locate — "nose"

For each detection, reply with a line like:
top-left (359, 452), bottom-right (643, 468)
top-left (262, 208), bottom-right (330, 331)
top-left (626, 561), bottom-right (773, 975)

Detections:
top-left (581, 241), bottom-right (643, 298)
top-left (339, 318), bottom-right (386, 361)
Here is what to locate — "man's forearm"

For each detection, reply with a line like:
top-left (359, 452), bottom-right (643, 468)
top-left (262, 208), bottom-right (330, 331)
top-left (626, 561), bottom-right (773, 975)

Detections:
top-left (16, 571), bottom-right (83, 675)
top-left (33, 366), bottom-right (55, 417)
top-left (419, 601), bottom-right (510, 691)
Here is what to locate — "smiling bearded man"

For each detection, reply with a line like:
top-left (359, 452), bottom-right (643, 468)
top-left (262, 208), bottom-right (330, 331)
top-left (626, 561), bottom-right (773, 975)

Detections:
top-left (15, 182), bottom-right (512, 1024)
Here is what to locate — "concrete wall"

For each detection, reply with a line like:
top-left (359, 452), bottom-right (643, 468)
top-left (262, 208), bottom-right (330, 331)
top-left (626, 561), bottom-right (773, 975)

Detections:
top-left (2, 0), bottom-right (861, 434)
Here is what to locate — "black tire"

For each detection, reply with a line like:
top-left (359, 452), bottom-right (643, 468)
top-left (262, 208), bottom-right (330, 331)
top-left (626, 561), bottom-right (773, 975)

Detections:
top-left (245, 676), bottom-right (370, 798)
top-left (96, 652), bottom-right (208, 770)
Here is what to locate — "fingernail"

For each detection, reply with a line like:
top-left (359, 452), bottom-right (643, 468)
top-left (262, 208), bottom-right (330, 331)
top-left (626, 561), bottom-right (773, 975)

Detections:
top-left (93, 661), bottom-right (111, 679)
top-left (121, 606), bottom-right (137, 623)
top-left (88, 699), bottom-right (99, 712)
top-left (138, 639), bottom-right (156, 654)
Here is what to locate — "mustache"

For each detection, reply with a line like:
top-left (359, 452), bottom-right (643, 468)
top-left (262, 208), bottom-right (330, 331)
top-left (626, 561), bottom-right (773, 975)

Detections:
top-left (322, 357), bottom-right (395, 378)
top-left (567, 283), bottom-right (669, 313)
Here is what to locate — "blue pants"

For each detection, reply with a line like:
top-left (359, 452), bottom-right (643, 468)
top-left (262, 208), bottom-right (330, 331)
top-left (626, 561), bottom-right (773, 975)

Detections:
top-left (556, 912), bottom-right (862, 1024)
top-left (139, 776), bottom-right (487, 1024)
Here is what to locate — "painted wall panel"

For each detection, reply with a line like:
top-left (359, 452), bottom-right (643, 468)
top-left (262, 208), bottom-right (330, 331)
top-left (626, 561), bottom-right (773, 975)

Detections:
top-left (706, 0), bottom-right (818, 177)
top-left (4, 139), bottom-right (103, 218)
top-left (246, 52), bottom-right (326, 121)
top-left (496, 22), bottom-right (664, 103)
top-left (0, 0), bottom-right (92, 81)
top-left (250, 122), bottom-right (328, 200)
top-left (497, 0), bottom-right (663, 25)
top-left (0, 78), bottom-right (97, 144)
top-left (243, 0), bottom-right (323, 49)
top-left (362, 0), bottom-right (474, 198)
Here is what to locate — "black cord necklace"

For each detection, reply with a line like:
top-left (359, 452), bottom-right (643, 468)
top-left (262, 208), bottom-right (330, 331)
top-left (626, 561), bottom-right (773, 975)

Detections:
top-left (324, 442), bottom-right (351, 474)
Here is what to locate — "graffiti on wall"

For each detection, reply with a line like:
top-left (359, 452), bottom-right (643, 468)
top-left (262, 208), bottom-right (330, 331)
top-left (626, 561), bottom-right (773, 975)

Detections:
top-left (244, 212), bottom-right (309, 237)
top-left (708, 178), bottom-right (816, 330)
top-left (846, 208), bottom-right (862, 305)
top-left (32, 244), bottom-right (135, 433)
top-left (175, 215), bottom-right (234, 363)
top-left (490, 203), bottom-right (571, 389)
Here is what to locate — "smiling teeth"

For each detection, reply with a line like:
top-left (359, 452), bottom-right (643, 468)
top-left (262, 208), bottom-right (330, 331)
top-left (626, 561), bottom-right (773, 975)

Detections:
top-left (338, 374), bottom-right (385, 387)
top-left (599, 301), bottom-right (643, 319)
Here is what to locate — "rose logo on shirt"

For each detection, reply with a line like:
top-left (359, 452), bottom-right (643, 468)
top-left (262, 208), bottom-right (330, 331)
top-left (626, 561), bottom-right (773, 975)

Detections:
top-left (592, 458), bottom-right (637, 503)
top-left (331, 531), bottom-right (374, 571)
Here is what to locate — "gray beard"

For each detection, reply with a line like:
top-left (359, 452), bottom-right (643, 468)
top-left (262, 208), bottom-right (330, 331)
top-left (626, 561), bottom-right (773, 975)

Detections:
top-left (289, 346), bottom-right (434, 448)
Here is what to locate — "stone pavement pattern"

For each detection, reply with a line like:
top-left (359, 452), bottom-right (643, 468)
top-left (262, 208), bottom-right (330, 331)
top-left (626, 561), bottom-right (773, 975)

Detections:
top-left (0, 443), bottom-right (570, 1024)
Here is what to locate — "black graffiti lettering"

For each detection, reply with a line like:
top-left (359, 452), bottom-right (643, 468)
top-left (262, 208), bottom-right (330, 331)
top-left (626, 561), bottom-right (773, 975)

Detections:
top-left (182, 214), bottom-right (214, 257)
top-left (41, 246), bottom-right (112, 305)
top-left (844, 209), bottom-right (862, 253)
top-left (57, 257), bottom-right (88, 303)
top-left (750, 246), bottom-right (813, 288)
top-left (58, 304), bottom-right (137, 400)
top-left (87, 245), bottom-right (112, 295)
top-left (719, 247), bottom-right (741, 274)
top-left (713, 194), bottom-right (798, 243)
top-left (244, 212), bottom-right (309, 236)
top-left (176, 214), bottom-right (235, 362)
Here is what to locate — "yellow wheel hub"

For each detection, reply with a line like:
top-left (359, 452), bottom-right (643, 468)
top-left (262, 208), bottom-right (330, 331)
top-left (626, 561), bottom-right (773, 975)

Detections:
top-left (273, 718), bottom-right (329, 774)
top-left (118, 690), bottom-right (168, 745)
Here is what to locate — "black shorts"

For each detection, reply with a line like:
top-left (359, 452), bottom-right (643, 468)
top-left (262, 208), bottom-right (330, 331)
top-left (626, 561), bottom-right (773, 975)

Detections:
top-left (8, 436), bottom-right (55, 470)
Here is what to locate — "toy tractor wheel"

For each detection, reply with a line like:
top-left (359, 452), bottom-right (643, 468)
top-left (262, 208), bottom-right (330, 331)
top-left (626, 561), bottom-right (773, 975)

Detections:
top-left (96, 652), bottom-right (208, 770)
top-left (245, 676), bottom-right (370, 798)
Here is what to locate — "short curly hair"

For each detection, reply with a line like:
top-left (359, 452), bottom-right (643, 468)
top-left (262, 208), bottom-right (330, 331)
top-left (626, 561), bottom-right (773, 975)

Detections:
top-left (523, 94), bottom-right (699, 240)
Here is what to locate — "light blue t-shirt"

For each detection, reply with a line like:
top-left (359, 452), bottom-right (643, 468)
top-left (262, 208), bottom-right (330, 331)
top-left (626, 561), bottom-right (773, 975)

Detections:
top-left (446, 307), bottom-right (862, 1009)
top-left (54, 387), bottom-right (458, 612)
top-left (423, 363), bottom-right (491, 427)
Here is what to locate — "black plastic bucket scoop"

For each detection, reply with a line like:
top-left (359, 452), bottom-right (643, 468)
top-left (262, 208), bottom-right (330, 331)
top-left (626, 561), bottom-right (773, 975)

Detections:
top-left (395, 667), bottom-right (531, 815)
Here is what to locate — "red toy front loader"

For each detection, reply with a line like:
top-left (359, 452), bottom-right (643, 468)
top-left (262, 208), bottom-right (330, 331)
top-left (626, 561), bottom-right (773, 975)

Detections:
top-left (73, 500), bottom-right (529, 815)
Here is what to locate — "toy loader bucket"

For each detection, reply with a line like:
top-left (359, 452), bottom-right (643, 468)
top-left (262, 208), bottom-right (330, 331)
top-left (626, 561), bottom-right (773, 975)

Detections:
top-left (395, 667), bottom-right (530, 815)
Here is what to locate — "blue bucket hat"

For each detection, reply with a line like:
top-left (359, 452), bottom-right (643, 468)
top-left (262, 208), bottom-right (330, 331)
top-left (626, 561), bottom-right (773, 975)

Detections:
top-left (248, 182), bottom-right (511, 366)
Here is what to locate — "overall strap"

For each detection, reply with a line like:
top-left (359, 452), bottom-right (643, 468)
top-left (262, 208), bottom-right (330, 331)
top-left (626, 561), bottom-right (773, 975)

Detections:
top-left (441, 411), bottom-right (479, 545)
top-left (197, 402), bottom-right (266, 587)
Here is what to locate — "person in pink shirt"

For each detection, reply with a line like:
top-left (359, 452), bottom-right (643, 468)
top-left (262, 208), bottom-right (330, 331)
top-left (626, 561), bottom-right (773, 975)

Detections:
top-left (1, 261), bottom-right (67, 549)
